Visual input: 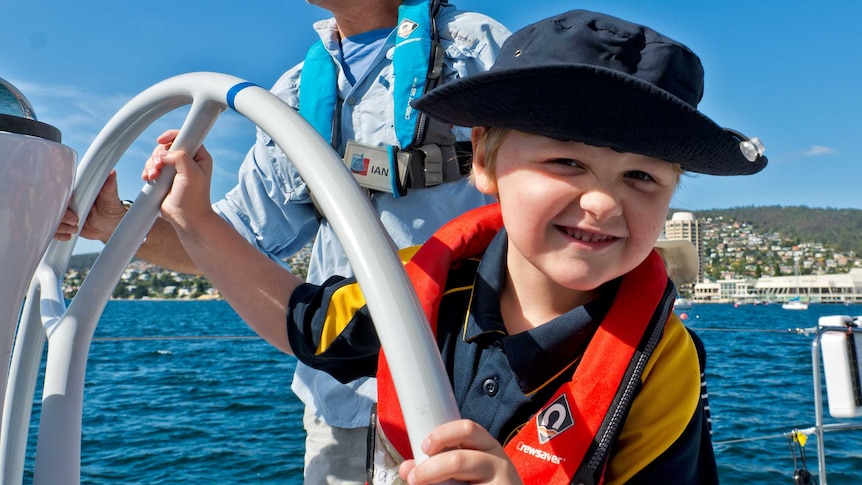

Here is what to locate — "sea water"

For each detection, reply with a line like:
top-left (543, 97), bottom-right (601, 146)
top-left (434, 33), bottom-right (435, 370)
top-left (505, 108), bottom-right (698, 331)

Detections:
top-left (19, 301), bottom-right (862, 484)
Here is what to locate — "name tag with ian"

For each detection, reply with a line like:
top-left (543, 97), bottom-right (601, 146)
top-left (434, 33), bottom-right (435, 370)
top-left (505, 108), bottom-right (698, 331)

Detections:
top-left (343, 140), bottom-right (411, 195)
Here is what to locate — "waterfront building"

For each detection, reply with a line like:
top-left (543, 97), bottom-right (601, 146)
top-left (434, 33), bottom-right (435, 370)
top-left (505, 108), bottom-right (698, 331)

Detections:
top-left (694, 277), bottom-right (758, 303)
top-left (755, 268), bottom-right (862, 304)
top-left (693, 269), bottom-right (862, 304)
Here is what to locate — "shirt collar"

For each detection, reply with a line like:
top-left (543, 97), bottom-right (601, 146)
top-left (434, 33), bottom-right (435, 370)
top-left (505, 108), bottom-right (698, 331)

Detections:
top-left (462, 229), bottom-right (617, 393)
top-left (463, 228), bottom-right (508, 341)
top-left (313, 18), bottom-right (397, 57)
top-left (312, 18), bottom-right (341, 53)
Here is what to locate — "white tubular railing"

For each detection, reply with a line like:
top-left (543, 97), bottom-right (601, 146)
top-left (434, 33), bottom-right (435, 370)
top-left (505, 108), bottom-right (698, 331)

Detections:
top-left (1, 72), bottom-right (460, 485)
top-left (809, 322), bottom-right (862, 485)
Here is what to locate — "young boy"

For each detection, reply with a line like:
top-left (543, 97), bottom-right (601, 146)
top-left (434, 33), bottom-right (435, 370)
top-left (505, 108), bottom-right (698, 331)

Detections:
top-left (146, 9), bottom-right (767, 484)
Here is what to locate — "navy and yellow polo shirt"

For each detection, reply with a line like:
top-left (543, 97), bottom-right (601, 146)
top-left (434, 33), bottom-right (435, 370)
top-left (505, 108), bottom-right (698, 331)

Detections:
top-left (286, 229), bottom-right (718, 484)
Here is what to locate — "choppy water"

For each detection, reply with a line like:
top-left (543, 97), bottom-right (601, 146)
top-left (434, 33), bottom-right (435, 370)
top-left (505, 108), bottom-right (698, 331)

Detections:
top-left (19, 301), bottom-right (862, 484)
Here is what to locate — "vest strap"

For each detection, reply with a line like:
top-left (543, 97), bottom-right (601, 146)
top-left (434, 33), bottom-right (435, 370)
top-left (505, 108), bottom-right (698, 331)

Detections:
top-left (298, 40), bottom-right (337, 143)
top-left (377, 204), bottom-right (503, 458)
top-left (298, 1), bottom-right (463, 194)
top-left (299, 0), bottom-right (433, 149)
top-left (393, 0), bottom-right (433, 150)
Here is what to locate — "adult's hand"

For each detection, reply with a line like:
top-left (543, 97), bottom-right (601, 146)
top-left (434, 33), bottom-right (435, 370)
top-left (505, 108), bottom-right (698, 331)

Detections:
top-left (53, 170), bottom-right (125, 243)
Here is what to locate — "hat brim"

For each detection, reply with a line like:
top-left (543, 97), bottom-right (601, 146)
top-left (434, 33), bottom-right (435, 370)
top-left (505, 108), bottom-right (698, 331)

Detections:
top-left (413, 64), bottom-right (767, 176)
top-left (654, 238), bottom-right (699, 286)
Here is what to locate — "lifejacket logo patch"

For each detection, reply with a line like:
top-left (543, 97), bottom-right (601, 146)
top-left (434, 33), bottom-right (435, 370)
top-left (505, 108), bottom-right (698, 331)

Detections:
top-left (397, 19), bottom-right (420, 38)
top-left (536, 394), bottom-right (574, 444)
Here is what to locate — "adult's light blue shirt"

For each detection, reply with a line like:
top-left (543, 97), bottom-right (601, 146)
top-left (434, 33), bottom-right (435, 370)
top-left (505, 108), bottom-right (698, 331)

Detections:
top-left (213, 6), bottom-right (510, 428)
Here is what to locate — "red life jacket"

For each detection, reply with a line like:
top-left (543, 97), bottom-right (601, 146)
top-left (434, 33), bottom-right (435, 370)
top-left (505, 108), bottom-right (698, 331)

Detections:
top-left (376, 203), bottom-right (673, 484)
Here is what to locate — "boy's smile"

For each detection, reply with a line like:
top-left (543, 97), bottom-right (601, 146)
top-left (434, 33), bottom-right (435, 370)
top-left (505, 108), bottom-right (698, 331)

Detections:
top-left (560, 226), bottom-right (617, 244)
top-left (472, 129), bottom-right (678, 321)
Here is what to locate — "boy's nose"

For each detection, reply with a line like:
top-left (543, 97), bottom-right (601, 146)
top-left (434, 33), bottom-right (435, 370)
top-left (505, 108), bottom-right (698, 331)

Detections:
top-left (579, 188), bottom-right (622, 221)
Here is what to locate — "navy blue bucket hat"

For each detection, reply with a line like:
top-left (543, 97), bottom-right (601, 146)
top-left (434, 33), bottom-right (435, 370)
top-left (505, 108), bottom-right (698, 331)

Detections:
top-left (413, 9), bottom-right (767, 175)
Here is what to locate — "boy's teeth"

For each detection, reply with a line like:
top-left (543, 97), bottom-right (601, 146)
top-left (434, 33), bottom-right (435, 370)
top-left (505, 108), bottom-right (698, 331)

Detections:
top-left (566, 227), bottom-right (610, 242)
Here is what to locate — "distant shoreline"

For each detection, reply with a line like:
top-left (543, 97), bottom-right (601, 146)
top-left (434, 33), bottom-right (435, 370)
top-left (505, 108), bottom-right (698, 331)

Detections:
top-left (107, 296), bottom-right (223, 302)
top-left (102, 298), bottom-right (859, 306)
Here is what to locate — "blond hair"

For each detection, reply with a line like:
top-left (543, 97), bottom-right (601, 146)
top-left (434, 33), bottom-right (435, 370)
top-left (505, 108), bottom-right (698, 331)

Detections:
top-left (469, 127), bottom-right (510, 185)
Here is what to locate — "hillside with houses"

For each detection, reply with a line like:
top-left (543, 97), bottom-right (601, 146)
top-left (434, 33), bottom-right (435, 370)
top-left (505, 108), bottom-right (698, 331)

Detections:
top-left (63, 206), bottom-right (861, 300)
top-left (698, 211), bottom-right (859, 282)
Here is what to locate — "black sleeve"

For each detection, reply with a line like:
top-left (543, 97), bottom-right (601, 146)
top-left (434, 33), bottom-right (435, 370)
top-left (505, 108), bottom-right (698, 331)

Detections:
top-left (286, 276), bottom-right (381, 383)
top-left (624, 403), bottom-right (719, 484)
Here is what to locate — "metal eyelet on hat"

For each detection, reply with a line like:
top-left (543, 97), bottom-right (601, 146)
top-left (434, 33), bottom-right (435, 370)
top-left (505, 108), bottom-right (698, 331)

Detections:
top-left (514, 49), bottom-right (522, 57)
top-left (725, 128), bottom-right (765, 162)
top-left (740, 137), bottom-right (765, 162)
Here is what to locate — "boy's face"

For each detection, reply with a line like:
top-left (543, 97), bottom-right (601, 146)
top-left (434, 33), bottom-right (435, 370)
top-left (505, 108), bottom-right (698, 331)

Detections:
top-left (473, 130), bottom-right (678, 297)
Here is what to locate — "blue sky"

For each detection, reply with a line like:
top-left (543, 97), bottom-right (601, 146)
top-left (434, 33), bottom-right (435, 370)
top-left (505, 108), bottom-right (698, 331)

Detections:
top-left (3, 1), bottom-right (861, 255)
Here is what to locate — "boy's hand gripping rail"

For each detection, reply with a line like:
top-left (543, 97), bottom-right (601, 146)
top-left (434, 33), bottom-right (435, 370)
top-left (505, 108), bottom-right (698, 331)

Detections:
top-left (0, 72), bottom-right (461, 485)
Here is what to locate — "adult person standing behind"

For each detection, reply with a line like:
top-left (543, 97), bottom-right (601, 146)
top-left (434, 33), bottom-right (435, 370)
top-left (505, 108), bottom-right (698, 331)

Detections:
top-left (56, 0), bottom-right (510, 483)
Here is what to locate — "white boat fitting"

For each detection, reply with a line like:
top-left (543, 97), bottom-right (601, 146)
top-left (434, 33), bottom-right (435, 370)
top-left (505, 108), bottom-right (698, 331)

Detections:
top-left (0, 72), bottom-right (461, 485)
top-left (0, 76), bottom-right (76, 424)
top-left (808, 316), bottom-right (862, 484)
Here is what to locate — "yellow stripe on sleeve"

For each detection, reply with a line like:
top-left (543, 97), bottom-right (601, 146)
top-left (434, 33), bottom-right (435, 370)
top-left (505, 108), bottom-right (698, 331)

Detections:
top-left (604, 315), bottom-right (702, 483)
top-left (315, 245), bottom-right (421, 356)
top-left (316, 281), bottom-right (367, 356)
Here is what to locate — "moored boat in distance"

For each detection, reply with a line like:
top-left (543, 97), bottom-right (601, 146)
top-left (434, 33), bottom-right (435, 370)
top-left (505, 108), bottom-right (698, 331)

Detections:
top-left (783, 297), bottom-right (809, 311)
top-left (674, 297), bottom-right (694, 310)
top-left (783, 257), bottom-right (810, 310)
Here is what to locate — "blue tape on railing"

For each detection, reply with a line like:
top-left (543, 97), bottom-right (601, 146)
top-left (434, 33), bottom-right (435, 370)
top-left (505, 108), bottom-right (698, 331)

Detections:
top-left (226, 82), bottom-right (258, 111)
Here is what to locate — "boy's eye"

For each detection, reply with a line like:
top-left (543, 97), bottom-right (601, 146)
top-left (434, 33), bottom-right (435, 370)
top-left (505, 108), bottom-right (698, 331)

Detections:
top-left (551, 158), bottom-right (582, 168)
top-left (625, 170), bottom-right (656, 182)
